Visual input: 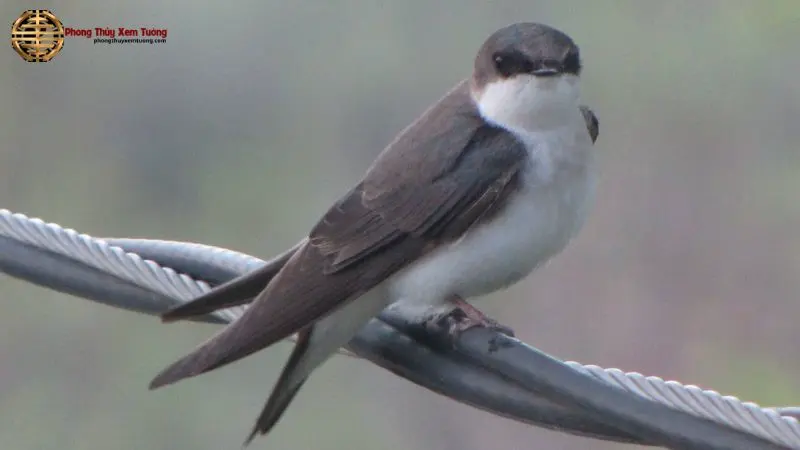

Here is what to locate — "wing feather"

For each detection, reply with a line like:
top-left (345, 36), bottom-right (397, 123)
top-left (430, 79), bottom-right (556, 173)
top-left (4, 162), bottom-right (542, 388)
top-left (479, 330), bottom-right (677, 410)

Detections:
top-left (150, 82), bottom-right (533, 389)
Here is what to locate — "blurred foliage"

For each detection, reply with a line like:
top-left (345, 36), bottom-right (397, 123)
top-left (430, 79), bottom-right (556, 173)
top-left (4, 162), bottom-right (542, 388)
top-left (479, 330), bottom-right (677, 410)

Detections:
top-left (1, 1), bottom-right (799, 449)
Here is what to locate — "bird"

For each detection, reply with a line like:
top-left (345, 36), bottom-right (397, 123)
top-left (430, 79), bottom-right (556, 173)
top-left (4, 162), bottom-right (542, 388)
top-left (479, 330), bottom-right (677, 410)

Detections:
top-left (149, 22), bottom-right (600, 444)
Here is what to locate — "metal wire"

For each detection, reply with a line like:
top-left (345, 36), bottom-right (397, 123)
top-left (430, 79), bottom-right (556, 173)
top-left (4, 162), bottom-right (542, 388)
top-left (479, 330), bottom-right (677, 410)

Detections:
top-left (569, 365), bottom-right (800, 448)
top-left (1, 207), bottom-right (798, 449)
top-left (0, 209), bottom-right (245, 323)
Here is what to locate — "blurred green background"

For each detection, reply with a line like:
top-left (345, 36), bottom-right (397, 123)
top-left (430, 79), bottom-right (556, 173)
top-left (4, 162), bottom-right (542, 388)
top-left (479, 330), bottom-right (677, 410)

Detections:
top-left (1, 1), bottom-right (799, 449)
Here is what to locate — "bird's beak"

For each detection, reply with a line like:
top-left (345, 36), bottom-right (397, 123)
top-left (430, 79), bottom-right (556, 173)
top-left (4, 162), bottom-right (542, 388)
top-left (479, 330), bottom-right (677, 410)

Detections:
top-left (532, 67), bottom-right (561, 77)
top-left (531, 59), bottom-right (563, 77)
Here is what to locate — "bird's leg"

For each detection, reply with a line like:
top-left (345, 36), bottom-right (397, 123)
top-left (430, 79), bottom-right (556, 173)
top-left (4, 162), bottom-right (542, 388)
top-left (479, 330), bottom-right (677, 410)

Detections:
top-left (451, 297), bottom-right (515, 337)
top-left (424, 296), bottom-right (515, 345)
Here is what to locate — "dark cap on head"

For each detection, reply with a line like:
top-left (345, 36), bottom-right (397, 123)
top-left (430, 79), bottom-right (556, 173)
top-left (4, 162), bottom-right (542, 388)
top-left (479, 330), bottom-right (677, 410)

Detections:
top-left (472, 23), bottom-right (581, 90)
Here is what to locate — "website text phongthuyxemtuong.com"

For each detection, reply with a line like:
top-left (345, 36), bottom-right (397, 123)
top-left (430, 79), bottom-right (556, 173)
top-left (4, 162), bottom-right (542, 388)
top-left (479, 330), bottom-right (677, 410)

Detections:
top-left (93, 38), bottom-right (167, 44)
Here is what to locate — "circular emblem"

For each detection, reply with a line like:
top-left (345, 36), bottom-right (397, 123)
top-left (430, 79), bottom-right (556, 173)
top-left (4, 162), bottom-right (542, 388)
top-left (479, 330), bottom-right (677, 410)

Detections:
top-left (11, 10), bottom-right (64, 62)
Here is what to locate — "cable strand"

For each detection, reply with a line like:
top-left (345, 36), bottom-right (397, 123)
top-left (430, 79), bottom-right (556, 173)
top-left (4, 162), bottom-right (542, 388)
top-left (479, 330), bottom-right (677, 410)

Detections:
top-left (1, 208), bottom-right (798, 449)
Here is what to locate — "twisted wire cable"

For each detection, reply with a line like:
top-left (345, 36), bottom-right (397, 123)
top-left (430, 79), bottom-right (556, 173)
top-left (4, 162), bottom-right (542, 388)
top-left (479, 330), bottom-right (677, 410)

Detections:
top-left (1, 208), bottom-right (797, 449)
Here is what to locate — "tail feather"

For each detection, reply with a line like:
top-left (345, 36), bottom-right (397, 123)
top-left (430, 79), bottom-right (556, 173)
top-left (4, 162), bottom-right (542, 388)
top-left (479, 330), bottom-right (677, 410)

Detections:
top-left (243, 329), bottom-right (313, 445)
top-left (242, 287), bottom-right (389, 442)
top-left (244, 381), bottom-right (306, 446)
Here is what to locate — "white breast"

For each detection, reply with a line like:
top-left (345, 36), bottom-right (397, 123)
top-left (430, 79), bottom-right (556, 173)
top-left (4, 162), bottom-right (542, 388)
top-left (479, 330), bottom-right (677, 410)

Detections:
top-left (387, 112), bottom-right (595, 317)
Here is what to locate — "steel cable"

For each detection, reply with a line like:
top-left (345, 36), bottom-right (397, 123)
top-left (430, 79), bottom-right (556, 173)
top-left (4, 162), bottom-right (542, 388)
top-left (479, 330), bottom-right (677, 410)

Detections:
top-left (1, 208), bottom-right (797, 449)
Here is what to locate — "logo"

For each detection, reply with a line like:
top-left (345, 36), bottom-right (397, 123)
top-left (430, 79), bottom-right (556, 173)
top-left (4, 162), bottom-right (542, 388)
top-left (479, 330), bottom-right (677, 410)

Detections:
top-left (11, 9), bottom-right (64, 62)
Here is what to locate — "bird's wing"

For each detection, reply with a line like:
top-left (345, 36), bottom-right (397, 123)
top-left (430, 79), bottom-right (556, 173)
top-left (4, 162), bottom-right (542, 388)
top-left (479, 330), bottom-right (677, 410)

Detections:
top-left (158, 103), bottom-right (599, 323)
top-left (149, 81), bottom-right (529, 389)
top-left (160, 240), bottom-right (305, 322)
top-left (579, 105), bottom-right (599, 143)
top-left (246, 104), bottom-right (600, 440)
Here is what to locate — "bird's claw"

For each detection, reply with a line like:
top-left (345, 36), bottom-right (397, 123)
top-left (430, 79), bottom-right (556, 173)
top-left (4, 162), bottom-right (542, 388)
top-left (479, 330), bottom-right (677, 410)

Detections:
top-left (423, 305), bottom-right (515, 349)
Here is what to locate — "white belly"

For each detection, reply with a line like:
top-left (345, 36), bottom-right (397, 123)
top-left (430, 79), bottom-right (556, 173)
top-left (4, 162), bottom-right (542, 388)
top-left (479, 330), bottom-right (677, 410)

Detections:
top-left (387, 128), bottom-right (595, 317)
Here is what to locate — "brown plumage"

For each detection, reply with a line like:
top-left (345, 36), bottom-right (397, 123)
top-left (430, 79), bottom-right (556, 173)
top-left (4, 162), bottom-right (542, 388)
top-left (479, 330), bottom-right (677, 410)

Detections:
top-left (151, 22), bottom-right (600, 443)
top-left (160, 241), bottom-right (303, 322)
top-left (158, 104), bottom-right (598, 325)
top-left (150, 81), bottom-right (529, 436)
top-left (151, 102), bottom-right (599, 442)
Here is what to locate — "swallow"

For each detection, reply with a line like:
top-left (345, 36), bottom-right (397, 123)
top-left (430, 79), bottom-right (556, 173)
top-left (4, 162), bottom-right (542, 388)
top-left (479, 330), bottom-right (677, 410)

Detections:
top-left (150, 22), bottom-right (599, 444)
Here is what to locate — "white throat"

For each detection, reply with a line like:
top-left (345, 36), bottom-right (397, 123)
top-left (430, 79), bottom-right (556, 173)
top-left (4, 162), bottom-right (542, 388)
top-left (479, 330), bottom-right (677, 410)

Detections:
top-left (474, 74), bottom-right (581, 135)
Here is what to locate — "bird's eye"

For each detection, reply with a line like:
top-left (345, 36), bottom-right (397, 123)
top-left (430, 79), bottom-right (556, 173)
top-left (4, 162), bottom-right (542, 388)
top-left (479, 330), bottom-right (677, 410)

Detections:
top-left (492, 51), bottom-right (533, 78)
top-left (562, 49), bottom-right (582, 75)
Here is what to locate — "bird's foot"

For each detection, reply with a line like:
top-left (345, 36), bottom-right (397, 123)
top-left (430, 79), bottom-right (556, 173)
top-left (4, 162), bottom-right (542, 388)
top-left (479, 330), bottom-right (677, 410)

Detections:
top-left (423, 297), bottom-right (515, 348)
